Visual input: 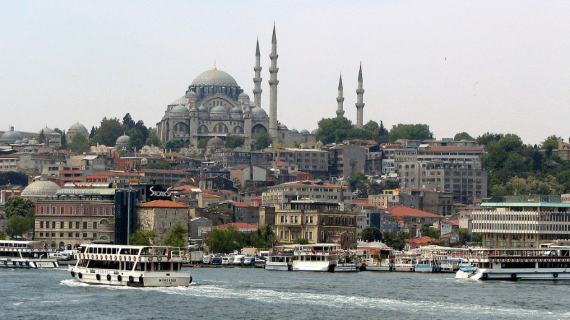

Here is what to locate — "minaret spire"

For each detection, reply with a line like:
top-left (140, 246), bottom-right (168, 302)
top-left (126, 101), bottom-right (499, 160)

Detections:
top-left (268, 24), bottom-right (279, 139)
top-left (336, 73), bottom-right (345, 117)
top-left (253, 38), bottom-right (262, 109)
top-left (355, 63), bottom-right (365, 129)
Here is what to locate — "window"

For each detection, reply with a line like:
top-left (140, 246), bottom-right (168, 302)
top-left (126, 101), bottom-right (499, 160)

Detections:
top-left (100, 207), bottom-right (103, 215)
top-left (93, 233), bottom-right (97, 238)
top-left (60, 207), bottom-right (65, 215)
top-left (52, 221), bottom-right (56, 228)
top-left (76, 233), bottom-right (79, 238)
top-left (68, 233), bottom-right (73, 237)
top-left (40, 207), bottom-right (44, 214)
top-left (93, 222), bottom-right (97, 230)
top-left (69, 221), bottom-right (72, 229)
top-left (69, 207), bottom-right (73, 215)
top-left (83, 222), bottom-right (88, 229)
top-left (52, 207), bottom-right (56, 214)
top-left (60, 233), bottom-right (63, 237)
top-left (40, 221), bottom-right (44, 228)
top-left (46, 207), bottom-right (50, 214)
top-left (39, 232), bottom-right (44, 237)
top-left (60, 221), bottom-right (64, 229)
top-left (76, 222), bottom-right (79, 229)
top-left (82, 233), bottom-right (87, 238)
top-left (106, 207), bottom-right (110, 215)
top-left (76, 207), bottom-right (80, 215)
top-left (93, 208), bottom-right (98, 215)
top-left (84, 207), bottom-right (89, 215)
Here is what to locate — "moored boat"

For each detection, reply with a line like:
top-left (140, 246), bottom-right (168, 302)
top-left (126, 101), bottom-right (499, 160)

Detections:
top-left (69, 244), bottom-right (191, 287)
top-left (292, 244), bottom-right (340, 272)
top-left (265, 253), bottom-right (293, 271)
top-left (0, 240), bottom-right (59, 269)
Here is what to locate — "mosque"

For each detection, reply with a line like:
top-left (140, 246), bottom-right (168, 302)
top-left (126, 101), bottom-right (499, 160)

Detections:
top-left (156, 26), bottom-right (367, 149)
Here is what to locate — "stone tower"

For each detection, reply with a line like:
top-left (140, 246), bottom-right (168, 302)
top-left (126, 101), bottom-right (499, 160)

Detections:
top-left (355, 63), bottom-right (365, 129)
top-left (268, 25), bottom-right (279, 139)
top-left (336, 74), bottom-right (345, 117)
top-left (253, 38), bottom-right (262, 109)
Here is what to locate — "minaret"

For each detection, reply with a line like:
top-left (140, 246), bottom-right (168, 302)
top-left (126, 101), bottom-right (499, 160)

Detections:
top-left (336, 74), bottom-right (345, 117)
top-left (268, 24), bottom-right (279, 139)
top-left (355, 63), bottom-right (365, 129)
top-left (253, 38), bottom-right (262, 109)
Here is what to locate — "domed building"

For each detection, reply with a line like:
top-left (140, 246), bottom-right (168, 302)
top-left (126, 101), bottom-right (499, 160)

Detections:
top-left (116, 134), bottom-right (130, 150)
top-left (157, 27), bottom-right (316, 148)
top-left (21, 174), bottom-right (61, 199)
top-left (68, 122), bottom-right (89, 140)
top-left (0, 127), bottom-right (23, 144)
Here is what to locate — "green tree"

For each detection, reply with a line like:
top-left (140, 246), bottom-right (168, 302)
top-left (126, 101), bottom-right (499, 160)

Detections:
top-left (60, 130), bottom-right (67, 149)
top-left (388, 124), bottom-right (433, 142)
top-left (476, 132), bottom-right (504, 146)
top-left (197, 138), bottom-right (209, 149)
top-left (129, 229), bottom-right (157, 245)
top-left (207, 226), bottom-right (244, 253)
top-left (384, 180), bottom-right (400, 189)
top-left (69, 133), bottom-right (90, 154)
top-left (53, 128), bottom-right (62, 134)
top-left (454, 132), bottom-right (474, 141)
top-left (91, 118), bottom-right (124, 146)
top-left (384, 231), bottom-right (410, 250)
top-left (0, 231), bottom-right (5, 240)
top-left (226, 134), bottom-right (245, 149)
top-left (4, 196), bottom-right (35, 219)
top-left (161, 222), bottom-right (188, 247)
top-left (38, 130), bottom-right (46, 144)
top-left (164, 139), bottom-right (182, 150)
top-left (420, 225), bottom-right (441, 240)
top-left (346, 173), bottom-right (367, 191)
top-left (147, 161), bottom-right (172, 170)
top-left (5, 212), bottom-right (34, 238)
top-left (123, 113), bottom-right (136, 129)
top-left (315, 117), bottom-right (356, 144)
top-left (360, 227), bottom-right (382, 242)
top-left (293, 238), bottom-right (309, 245)
top-left (127, 130), bottom-right (145, 150)
top-left (146, 128), bottom-right (162, 147)
top-left (541, 135), bottom-right (560, 150)
top-left (253, 129), bottom-right (272, 150)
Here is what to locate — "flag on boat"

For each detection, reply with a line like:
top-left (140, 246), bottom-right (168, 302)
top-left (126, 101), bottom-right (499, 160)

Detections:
top-left (167, 249), bottom-right (172, 260)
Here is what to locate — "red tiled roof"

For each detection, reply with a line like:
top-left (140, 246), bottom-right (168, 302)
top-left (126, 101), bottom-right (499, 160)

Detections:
top-left (0, 154), bottom-right (20, 158)
top-left (232, 202), bottom-right (249, 208)
top-left (385, 206), bottom-right (443, 218)
top-left (271, 180), bottom-right (341, 188)
top-left (213, 222), bottom-right (258, 230)
top-left (251, 196), bottom-right (262, 200)
top-left (87, 171), bottom-right (141, 177)
top-left (138, 200), bottom-right (188, 208)
top-left (272, 160), bottom-right (297, 167)
top-left (271, 148), bottom-right (293, 153)
top-left (411, 236), bottom-right (436, 244)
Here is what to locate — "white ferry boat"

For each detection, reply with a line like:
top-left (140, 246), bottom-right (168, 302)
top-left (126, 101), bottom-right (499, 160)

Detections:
top-left (456, 247), bottom-right (570, 281)
top-left (69, 244), bottom-right (191, 287)
top-left (0, 240), bottom-right (59, 269)
top-left (292, 244), bottom-right (340, 272)
top-left (414, 258), bottom-right (435, 273)
top-left (393, 254), bottom-right (418, 272)
top-left (265, 253), bottom-right (293, 271)
top-left (335, 251), bottom-right (362, 272)
top-left (361, 248), bottom-right (394, 271)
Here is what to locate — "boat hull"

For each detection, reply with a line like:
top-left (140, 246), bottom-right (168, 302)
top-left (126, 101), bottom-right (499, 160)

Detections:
top-left (265, 263), bottom-right (291, 271)
top-left (69, 266), bottom-right (191, 287)
top-left (0, 258), bottom-right (59, 269)
top-left (292, 261), bottom-right (334, 272)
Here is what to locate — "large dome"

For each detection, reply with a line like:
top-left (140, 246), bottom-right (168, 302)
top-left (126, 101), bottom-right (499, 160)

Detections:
top-left (116, 134), bottom-right (130, 145)
top-left (39, 126), bottom-right (54, 134)
top-left (68, 122), bottom-right (89, 137)
top-left (1, 128), bottom-right (23, 141)
top-left (22, 179), bottom-right (61, 198)
top-left (191, 69), bottom-right (239, 87)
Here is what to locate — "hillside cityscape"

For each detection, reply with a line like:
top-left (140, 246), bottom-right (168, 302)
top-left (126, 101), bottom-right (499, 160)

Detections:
top-left (1, 26), bottom-right (570, 254)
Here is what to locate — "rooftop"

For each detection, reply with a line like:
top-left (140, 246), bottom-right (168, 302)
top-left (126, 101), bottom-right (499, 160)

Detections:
top-left (385, 206), bottom-right (443, 218)
top-left (138, 200), bottom-right (188, 208)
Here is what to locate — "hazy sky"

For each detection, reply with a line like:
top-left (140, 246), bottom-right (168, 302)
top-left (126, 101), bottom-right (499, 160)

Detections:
top-left (2, 1), bottom-right (569, 145)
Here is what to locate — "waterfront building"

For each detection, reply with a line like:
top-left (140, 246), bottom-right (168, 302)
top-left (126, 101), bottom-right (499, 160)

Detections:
top-left (274, 201), bottom-right (358, 248)
top-left (34, 188), bottom-right (116, 249)
top-left (471, 195), bottom-right (570, 248)
top-left (385, 206), bottom-right (444, 235)
top-left (262, 180), bottom-right (353, 208)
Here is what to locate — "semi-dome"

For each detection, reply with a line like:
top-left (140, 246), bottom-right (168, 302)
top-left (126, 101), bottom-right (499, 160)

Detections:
top-left (311, 129), bottom-right (318, 135)
top-left (116, 134), bottom-right (130, 145)
top-left (39, 126), bottom-right (54, 134)
top-left (69, 122), bottom-right (88, 132)
top-left (207, 136), bottom-right (225, 147)
top-left (169, 96), bottom-right (187, 106)
top-left (1, 128), bottom-right (23, 141)
top-left (210, 106), bottom-right (228, 113)
top-left (278, 124), bottom-right (288, 130)
top-left (251, 106), bottom-right (267, 115)
top-left (301, 129), bottom-right (310, 135)
top-left (230, 106), bottom-right (243, 114)
top-left (171, 105), bottom-right (189, 113)
top-left (291, 129), bottom-right (299, 134)
top-left (198, 105), bottom-right (208, 112)
top-left (191, 69), bottom-right (239, 87)
top-left (22, 178), bottom-right (61, 199)
top-left (29, 138), bottom-right (39, 145)
top-left (238, 93), bottom-right (250, 99)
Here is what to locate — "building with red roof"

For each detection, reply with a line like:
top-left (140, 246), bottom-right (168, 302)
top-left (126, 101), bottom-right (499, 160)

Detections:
top-left (213, 222), bottom-right (258, 233)
top-left (262, 180), bottom-right (353, 207)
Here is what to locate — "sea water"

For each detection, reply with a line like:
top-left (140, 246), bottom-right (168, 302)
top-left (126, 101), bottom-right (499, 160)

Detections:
top-left (1, 267), bottom-right (569, 319)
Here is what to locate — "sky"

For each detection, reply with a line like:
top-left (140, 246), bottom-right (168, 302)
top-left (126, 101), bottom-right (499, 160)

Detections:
top-left (1, 0), bottom-right (570, 146)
